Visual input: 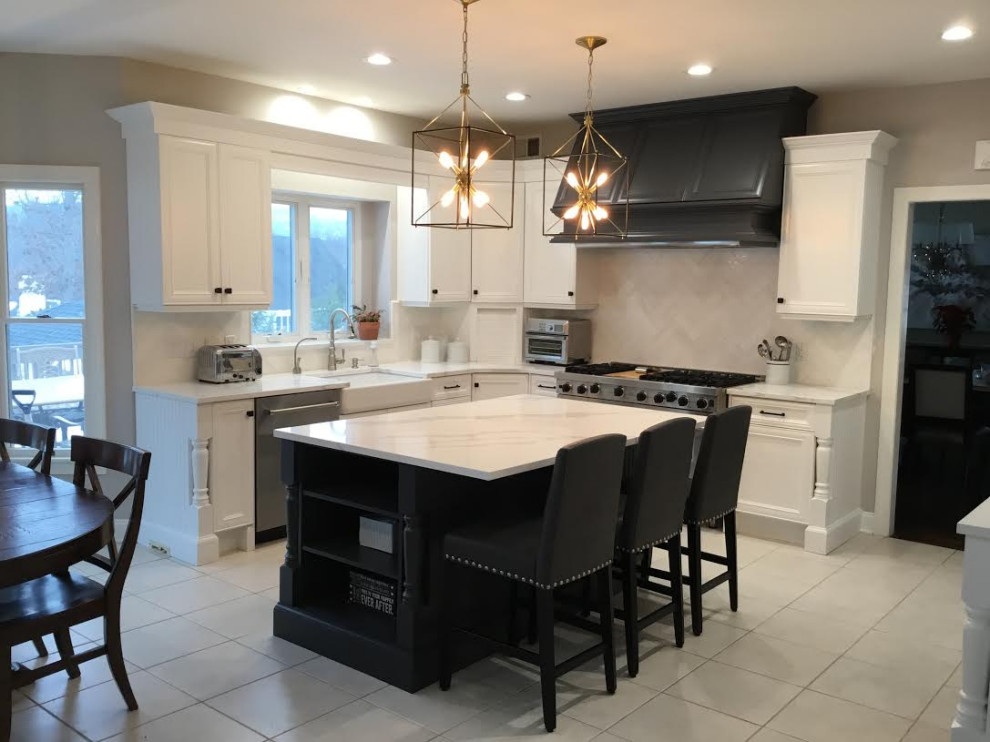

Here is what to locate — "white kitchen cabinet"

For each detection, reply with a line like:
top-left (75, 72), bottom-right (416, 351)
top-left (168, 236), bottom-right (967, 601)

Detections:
top-left (530, 374), bottom-right (559, 397)
top-left (209, 399), bottom-right (256, 533)
top-left (396, 184), bottom-right (472, 305)
top-left (341, 402), bottom-right (433, 419)
top-left (776, 131), bottom-right (897, 321)
top-left (471, 183), bottom-right (524, 303)
top-left (728, 390), bottom-right (867, 554)
top-left (472, 373), bottom-right (529, 401)
top-left (217, 144), bottom-right (273, 305)
top-left (116, 128), bottom-right (274, 310)
top-left (523, 180), bottom-right (598, 309)
top-left (736, 422), bottom-right (816, 525)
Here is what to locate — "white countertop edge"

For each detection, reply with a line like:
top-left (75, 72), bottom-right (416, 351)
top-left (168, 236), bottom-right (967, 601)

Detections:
top-left (959, 498), bottom-right (990, 538)
top-left (134, 362), bottom-right (561, 404)
top-left (728, 383), bottom-right (869, 406)
top-left (134, 375), bottom-right (349, 404)
top-left (273, 425), bottom-right (643, 481)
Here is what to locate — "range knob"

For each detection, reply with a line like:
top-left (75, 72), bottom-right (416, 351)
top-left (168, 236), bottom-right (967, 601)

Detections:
top-left (613, 386), bottom-right (625, 397)
top-left (636, 391), bottom-right (647, 402)
top-left (589, 383), bottom-right (600, 394)
top-left (678, 396), bottom-right (689, 406)
top-left (561, 383), bottom-right (572, 393)
top-left (665, 392), bottom-right (677, 403)
top-left (696, 399), bottom-right (709, 410)
top-left (576, 384), bottom-right (587, 394)
top-left (653, 393), bottom-right (665, 404)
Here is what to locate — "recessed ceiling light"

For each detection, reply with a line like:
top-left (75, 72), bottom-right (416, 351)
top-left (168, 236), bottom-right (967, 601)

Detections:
top-left (366, 52), bottom-right (393, 66)
top-left (687, 63), bottom-right (713, 77)
top-left (942, 25), bottom-right (974, 41)
top-left (296, 84), bottom-right (317, 95)
top-left (505, 92), bottom-right (529, 102)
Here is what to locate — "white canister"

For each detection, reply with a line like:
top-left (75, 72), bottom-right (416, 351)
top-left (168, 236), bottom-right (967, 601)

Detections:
top-left (447, 339), bottom-right (468, 363)
top-left (421, 337), bottom-right (442, 363)
top-left (764, 360), bottom-right (792, 385)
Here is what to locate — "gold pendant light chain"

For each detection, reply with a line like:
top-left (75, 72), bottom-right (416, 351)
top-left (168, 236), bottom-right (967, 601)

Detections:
top-left (460, 2), bottom-right (470, 95)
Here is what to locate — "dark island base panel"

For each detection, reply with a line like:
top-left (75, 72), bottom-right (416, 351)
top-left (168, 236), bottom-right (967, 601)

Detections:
top-left (273, 440), bottom-right (556, 692)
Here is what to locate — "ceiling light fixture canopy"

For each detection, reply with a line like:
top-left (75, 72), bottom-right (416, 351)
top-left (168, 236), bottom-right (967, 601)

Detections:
top-left (543, 36), bottom-right (628, 240)
top-left (411, 0), bottom-right (515, 230)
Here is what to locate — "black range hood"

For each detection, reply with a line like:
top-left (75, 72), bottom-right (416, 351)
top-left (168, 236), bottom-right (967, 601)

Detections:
top-left (551, 86), bottom-right (817, 247)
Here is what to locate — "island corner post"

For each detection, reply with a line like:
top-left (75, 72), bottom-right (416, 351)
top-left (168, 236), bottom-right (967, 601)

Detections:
top-left (273, 436), bottom-right (556, 692)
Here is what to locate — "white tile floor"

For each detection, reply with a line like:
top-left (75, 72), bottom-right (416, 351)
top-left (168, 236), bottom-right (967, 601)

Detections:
top-left (9, 530), bottom-right (963, 742)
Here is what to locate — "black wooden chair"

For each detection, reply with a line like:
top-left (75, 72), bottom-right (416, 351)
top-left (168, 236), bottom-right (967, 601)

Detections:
top-left (615, 418), bottom-right (696, 677)
top-left (0, 418), bottom-right (58, 660)
top-left (439, 434), bottom-right (627, 733)
top-left (0, 436), bottom-right (151, 742)
top-left (682, 406), bottom-right (752, 636)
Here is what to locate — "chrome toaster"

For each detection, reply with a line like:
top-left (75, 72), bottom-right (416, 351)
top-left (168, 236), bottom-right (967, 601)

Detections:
top-left (197, 344), bottom-right (263, 383)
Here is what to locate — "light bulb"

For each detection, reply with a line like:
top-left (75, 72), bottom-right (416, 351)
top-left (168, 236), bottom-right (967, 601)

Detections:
top-left (459, 194), bottom-right (470, 219)
top-left (593, 206), bottom-right (608, 220)
top-left (580, 210), bottom-right (591, 231)
top-left (565, 172), bottom-right (580, 190)
top-left (472, 190), bottom-right (490, 207)
top-left (563, 203), bottom-right (580, 220)
top-left (596, 171), bottom-right (609, 187)
top-left (473, 150), bottom-right (490, 169)
top-left (440, 188), bottom-right (456, 208)
top-left (438, 151), bottom-right (455, 170)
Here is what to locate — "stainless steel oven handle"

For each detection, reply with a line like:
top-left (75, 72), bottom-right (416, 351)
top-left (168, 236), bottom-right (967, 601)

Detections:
top-left (265, 401), bottom-right (340, 415)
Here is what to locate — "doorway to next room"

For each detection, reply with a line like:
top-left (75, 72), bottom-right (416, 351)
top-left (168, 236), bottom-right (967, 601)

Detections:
top-left (895, 200), bottom-right (990, 549)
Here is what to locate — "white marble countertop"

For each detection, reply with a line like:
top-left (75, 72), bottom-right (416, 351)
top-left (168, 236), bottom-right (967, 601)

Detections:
top-left (380, 360), bottom-right (560, 378)
top-left (274, 394), bottom-right (702, 480)
top-left (728, 382), bottom-right (868, 406)
top-left (959, 498), bottom-right (990, 538)
top-left (134, 362), bottom-right (560, 404)
top-left (133, 373), bottom-right (349, 404)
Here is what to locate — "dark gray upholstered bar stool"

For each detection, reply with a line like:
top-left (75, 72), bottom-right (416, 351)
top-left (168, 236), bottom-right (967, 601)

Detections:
top-left (681, 406), bottom-right (752, 635)
top-left (614, 418), bottom-right (696, 677)
top-left (439, 434), bottom-right (627, 733)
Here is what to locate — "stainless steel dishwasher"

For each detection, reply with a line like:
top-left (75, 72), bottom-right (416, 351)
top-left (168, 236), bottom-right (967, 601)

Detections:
top-left (255, 389), bottom-right (342, 542)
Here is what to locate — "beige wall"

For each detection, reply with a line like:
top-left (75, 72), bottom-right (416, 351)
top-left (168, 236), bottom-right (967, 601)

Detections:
top-left (0, 52), bottom-right (422, 445)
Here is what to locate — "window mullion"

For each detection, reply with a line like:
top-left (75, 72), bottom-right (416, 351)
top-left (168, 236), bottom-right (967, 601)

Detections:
top-left (0, 185), bottom-right (9, 420)
top-left (298, 204), bottom-right (313, 337)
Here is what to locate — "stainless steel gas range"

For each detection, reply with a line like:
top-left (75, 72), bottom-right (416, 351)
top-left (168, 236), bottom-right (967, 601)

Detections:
top-left (555, 362), bottom-right (759, 415)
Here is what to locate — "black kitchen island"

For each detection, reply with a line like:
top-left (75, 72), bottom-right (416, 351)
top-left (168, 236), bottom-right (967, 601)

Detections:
top-left (272, 394), bottom-right (694, 691)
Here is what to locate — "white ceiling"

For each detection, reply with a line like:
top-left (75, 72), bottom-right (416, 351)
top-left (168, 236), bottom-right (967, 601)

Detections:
top-left (2, 0), bottom-right (990, 123)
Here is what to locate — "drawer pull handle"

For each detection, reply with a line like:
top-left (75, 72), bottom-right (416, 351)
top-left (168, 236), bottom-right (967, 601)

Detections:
top-left (537, 384), bottom-right (556, 389)
top-left (759, 410), bottom-right (786, 417)
top-left (443, 384), bottom-right (461, 390)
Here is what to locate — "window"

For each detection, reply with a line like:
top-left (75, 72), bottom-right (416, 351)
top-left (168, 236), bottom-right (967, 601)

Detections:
top-left (0, 166), bottom-right (104, 453)
top-left (252, 197), bottom-right (356, 340)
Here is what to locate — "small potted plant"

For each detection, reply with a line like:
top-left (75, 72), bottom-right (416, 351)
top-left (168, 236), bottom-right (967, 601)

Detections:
top-left (352, 304), bottom-right (383, 341)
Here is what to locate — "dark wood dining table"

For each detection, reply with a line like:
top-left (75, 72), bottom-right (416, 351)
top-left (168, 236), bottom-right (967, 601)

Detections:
top-left (0, 461), bottom-right (113, 590)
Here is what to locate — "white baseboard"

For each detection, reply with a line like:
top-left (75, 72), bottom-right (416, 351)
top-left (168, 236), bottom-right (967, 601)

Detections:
top-left (138, 520), bottom-right (220, 566)
top-left (860, 511), bottom-right (876, 534)
top-left (805, 508), bottom-right (863, 555)
top-left (736, 510), bottom-right (805, 546)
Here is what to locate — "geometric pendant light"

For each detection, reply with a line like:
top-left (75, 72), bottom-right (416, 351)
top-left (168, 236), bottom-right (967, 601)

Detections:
top-left (411, 0), bottom-right (515, 230)
top-left (544, 36), bottom-right (628, 239)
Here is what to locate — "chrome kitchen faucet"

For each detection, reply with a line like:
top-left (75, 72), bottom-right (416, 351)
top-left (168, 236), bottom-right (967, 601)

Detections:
top-left (328, 308), bottom-right (357, 371)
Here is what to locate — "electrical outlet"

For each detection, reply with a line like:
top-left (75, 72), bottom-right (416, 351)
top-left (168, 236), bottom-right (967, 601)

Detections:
top-left (976, 140), bottom-right (990, 170)
top-left (148, 541), bottom-right (171, 557)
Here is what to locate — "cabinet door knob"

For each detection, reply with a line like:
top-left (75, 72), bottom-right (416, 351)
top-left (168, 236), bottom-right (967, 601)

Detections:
top-left (214, 287), bottom-right (222, 294)
top-left (777, 297), bottom-right (785, 304)
top-left (224, 288), bottom-right (233, 294)
top-left (474, 382), bottom-right (479, 388)
top-left (246, 410), bottom-right (255, 417)
top-left (431, 289), bottom-right (438, 295)
top-left (568, 291), bottom-right (575, 297)
top-left (473, 289), bottom-right (479, 295)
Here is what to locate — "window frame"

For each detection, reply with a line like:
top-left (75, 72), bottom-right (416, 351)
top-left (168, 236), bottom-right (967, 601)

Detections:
top-left (0, 165), bottom-right (106, 465)
top-left (253, 192), bottom-right (360, 343)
